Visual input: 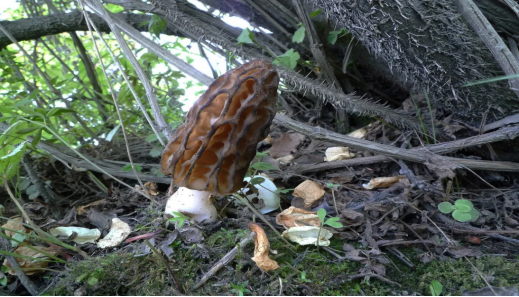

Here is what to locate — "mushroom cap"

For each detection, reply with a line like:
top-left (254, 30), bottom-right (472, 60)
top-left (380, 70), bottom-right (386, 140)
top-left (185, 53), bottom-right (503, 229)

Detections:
top-left (161, 61), bottom-right (279, 194)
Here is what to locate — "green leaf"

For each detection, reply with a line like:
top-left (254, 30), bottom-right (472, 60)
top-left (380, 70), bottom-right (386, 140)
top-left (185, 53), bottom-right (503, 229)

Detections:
top-left (15, 126), bottom-right (40, 135)
top-left (237, 28), bottom-right (255, 44)
top-left (452, 210), bottom-right (472, 222)
top-left (438, 202), bottom-right (454, 214)
top-left (31, 128), bottom-right (42, 147)
top-left (317, 208), bottom-right (326, 223)
top-left (250, 162), bottom-right (278, 171)
top-left (454, 199), bottom-right (473, 209)
top-left (0, 142), bottom-right (27, 164)
top-left (292, 26), bottom-right (306, 43)
top-left (105, 124), bottom-right (121, 142)
top-left (0, 276), bottom-right (6, 286)
top-left (309, 9), bottom-right (322, 18)
top-left (148, 15), bottom-right (167, 38)
top-left (46, 107), bottom-right (75, 118)
top-left (327, 29), bottom-right (346, 45)
top-left (250, 177), bottom-right (266, 185)
top-left (149, 147), bottom-right (162, 158)
top-left (1, 265), bottom-right (8, 273)
top-left (104, 3), bottom-right (124, 13)
top-left (430, 280), bottom-right (443, 296)
top-left (469, 208), bottom-right (480, 221)
top-left (324, 217), bottom-right (343, 228)
top-left (145, 134), bottom-right (158, 143)
top-left (274, 49), bottom-right (300, 70)
top-left (122, 164), bottom-right (142, 172)
top-left (456, 204), bottom-right (471, 212)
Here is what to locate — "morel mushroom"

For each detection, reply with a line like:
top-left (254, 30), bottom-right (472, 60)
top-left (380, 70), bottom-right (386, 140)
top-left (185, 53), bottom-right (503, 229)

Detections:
top-left (161, 61), bottom-right (279, 223)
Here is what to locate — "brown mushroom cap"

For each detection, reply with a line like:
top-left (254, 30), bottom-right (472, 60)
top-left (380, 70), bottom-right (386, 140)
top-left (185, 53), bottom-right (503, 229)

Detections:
top-left (160, 61), bottom-right (279, 194)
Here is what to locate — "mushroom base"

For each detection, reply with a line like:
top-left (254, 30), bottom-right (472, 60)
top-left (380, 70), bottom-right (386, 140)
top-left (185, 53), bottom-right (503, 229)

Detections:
top-left (164, 187), bottom-right (217, 223)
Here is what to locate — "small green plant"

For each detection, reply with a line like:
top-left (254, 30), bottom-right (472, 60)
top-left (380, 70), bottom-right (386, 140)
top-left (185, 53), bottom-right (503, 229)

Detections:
top-left (438, 199), bottom-right (479, 222)
top-left (430, 280), bottom-right (443, 296)
top-left (299, 271), bottom-right (312, 283)
top-left (0, 265), bottom-right (9, 286)
top-left (168, 211), bottom-right (189, 229)
top-left (230, 282), bottom-right (250, 296)
top-left (316, 208), bottom-right (343, 246)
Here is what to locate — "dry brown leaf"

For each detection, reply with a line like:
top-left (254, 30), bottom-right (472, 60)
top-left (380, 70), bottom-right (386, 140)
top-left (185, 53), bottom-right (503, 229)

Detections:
top-left (269, 133), bottom-right (305, 158)
top-left (248, 223), bottom-right (279, 271)
top-left (2, 217), bottom-right (26, 237)
top-left (276, 206), bottom-right (321, 229)
top-left (144, 182), bottom-right (159, 196)
top-left (77, 199), bottom-right (105, 215)
top-left (362, 176), bottom-right (406, 189)
top-left (324, 147), bottom-right (354, 162)
top-left (3, 245), bottom-right (59, 275)
top-left (293, 180), bottom-right (325, 207)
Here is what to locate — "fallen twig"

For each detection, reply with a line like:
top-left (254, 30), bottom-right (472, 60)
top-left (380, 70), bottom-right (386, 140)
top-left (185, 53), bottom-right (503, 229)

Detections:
top-left (191, 231), bottom-right (256, 291)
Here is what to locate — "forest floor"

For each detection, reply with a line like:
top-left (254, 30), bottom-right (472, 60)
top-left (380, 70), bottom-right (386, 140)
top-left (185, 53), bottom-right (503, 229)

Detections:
top-left (1, 120), bottom-right (519, 296)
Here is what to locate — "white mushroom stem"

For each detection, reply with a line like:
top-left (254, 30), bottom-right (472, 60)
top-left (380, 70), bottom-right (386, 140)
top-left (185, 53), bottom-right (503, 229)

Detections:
top-left (164, 187), bottom-right (217, 223)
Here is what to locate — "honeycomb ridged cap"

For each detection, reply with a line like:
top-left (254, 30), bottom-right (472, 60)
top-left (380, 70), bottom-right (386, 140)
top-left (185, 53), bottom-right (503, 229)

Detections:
top-left (160, 61), bottom-right (279, 194)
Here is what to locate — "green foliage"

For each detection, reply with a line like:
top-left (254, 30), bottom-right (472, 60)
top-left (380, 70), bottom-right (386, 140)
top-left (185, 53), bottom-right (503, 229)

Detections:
top-left (317, 208), bottom-right (343, 228)
top-left (430, 280), bottom-right (443, 296)
top-left (141, 15), bottom-right (168, 39)
top-left (0, 265), bottom-right (8, 286)
top-left (249, 162), bottom-right (278, 171)
top-left (327, 29), bottom-right (346, 45)
top-left (230, 282), bottom-right (251, 296)
top-left (309, 9), bottom-right (322, 18)
top-left (292, 25), bottom-right (306, 43)
top-left (299, 271), bottom-right (312, 283)
top-left (438, 199), bottom-right (480, 222)
top-left (122, 164), bottom-right (142, 172)
top-left (274, 49), bottom-right (300, 70)
top-left (237, 28), bottom-right (256, 44)
top-left (168, 211), bottom-right (189, 229)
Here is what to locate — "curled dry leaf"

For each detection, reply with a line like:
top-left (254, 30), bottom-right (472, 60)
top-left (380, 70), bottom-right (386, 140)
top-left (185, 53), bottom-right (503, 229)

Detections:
top-left (282, 226), bottom-right (333, 246)
top-left (324, 147), bottom-right (354, 162)
top-left (248, 223), bottom-right (279, 272)
top-left (97, 218), bottom-right (132, 248)
top-left (347, 127), bottom-right (368, 139)
top-left (77, 199), bottom-right (105, 215)
top-left (293, 180), bottom-right (325, 208)
top-left (3, 245), bottom-right (59, 275)
top-left (362, 176), bottom-right (406, 189)
top-left (144, 182), bottom-right (159, 196)
top-left (276, 206), bottom-right (321, 229)
top-left (2, 217), bottom-right (26, 237)
top-left (277, 154), bottom-right (295, 165)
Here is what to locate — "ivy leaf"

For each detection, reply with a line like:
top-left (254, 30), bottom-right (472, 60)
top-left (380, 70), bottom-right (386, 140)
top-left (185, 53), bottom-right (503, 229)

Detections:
top-left (292, 26), bottom-right (306, 43)
top-left (237, 28), bottom-right (256, 44)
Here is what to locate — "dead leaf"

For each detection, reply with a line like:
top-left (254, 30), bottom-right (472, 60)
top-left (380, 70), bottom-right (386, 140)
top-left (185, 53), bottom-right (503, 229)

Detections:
top-left (248, 223), bottom-right (279, 271)
top-left (340, 209), bottom-right (364, 225)
top-left (277, 154), bottom-right (295, 165)
top-left (2, 217), bottom-right (26, 237)
top-left (144, 182), bottom-right (159, 196)
top-left (324, 147), bottom-right (354, 162)
top-left (281, 226), bottom-right (332, 246)
top-left (293, 180), bottom-right (325, 207)
top-left (3, 245), bottom-right (59, 275)
top-left (77, 199), bottom-right (105, 215)
top-left (269, 133), bottom-right (305, 158)
top-left (276, 207), bottom-right (321, 229)
top-left (362, 176), bottom-right (406, 189)
top-left (424, 155), bottom-right (458, 180)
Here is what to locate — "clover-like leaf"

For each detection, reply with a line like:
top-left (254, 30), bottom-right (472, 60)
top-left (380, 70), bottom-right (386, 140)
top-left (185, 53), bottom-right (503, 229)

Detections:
top-left (469, 208), bottom-right (480, 221)
top-left (324, 217), bottom-right (343, 228)
top-left (438, 202), bottom-right (454, 214)
top-left (454, 199), bottom-right (473, 209)
top-left (452, 210), bottom-right (472, 222)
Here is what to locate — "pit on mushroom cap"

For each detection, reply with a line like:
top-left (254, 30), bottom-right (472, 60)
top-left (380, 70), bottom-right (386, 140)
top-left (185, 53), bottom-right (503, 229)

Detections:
top-left (161, 61), bottom-right (279, 223)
